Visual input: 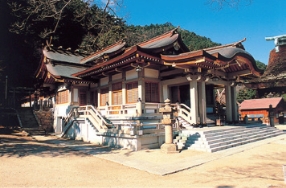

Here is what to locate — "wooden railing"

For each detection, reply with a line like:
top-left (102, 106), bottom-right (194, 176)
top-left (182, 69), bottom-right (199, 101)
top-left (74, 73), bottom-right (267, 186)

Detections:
top-left (176, 103), bottom-right (192, 123)
top-left (78, 105), bottom-right (113, 129)
top-left (97, 102), bottom-right (169, 116)
top-left (62, 106), bottom-right (79, 127)
top-left (61, 102), bottom-right (192, 137)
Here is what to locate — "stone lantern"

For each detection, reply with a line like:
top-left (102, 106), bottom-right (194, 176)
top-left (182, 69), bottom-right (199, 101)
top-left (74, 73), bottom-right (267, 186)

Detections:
top-left (159, 98), bottom-right (178, 153)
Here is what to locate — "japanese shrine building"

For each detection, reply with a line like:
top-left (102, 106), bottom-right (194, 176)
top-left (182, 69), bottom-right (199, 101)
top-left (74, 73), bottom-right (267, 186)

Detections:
top-left (34, 28), bottom-right (263, 149)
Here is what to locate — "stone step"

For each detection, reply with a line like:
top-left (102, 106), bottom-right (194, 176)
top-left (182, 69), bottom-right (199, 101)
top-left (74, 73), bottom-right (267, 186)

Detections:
top-left (208, 134), bottom-right (282, 152)
top-left (203, 126), bottom-right (266, 137)
top-left (198, 131), bottom-right (284, 152)
top-left (203, 127), bottom-right (273, 141)
top-left (177, 125), bottom-right (285, 153)
top-left (22, 127), bottom-right (47, 136)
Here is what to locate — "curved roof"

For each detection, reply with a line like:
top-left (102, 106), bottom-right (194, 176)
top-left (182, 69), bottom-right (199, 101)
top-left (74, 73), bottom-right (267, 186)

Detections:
top-left (137, 28), bottom-right (189, 52)
top-left (43, 47), bottom-right (85, 64)
top-left (46, 64), bottom-right (86, 80)
top-left (161, 39), bottom-right (263, 79)
top-left (74, 28), bottom-right (188, 78)
top-left (80, 41), bottom-right (126, 64)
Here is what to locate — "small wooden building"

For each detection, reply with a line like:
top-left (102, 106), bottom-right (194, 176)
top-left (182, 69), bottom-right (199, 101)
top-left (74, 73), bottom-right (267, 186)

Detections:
top-left (239, 97), bottom-right (286, 124)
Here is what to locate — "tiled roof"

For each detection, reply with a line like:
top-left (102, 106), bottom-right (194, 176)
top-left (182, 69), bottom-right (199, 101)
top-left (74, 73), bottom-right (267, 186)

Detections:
top-left (161, 38), bottom-right (263, 77)
top-left (43, 48), bottom-right (85, 64)
top-left (240, 97), bottom-right (283, 110)
top-left (46, 63), bottom-right (86, 79)
top-left (136, 28), bottom-right (189, 52)
top-left (139, 29), bottom-right (179, 49)
top-left (80, 41), bottom-right (126, 64)
top-left (73, 28), bottom-right (187, 78)
top-left (207, 46), bottom-right (252, 60)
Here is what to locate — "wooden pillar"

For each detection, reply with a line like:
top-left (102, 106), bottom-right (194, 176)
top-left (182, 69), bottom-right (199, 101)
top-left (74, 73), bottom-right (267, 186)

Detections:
top-left (225, 84), bottom-right (233, 123)
top-left (162, 84), bottom-right (168, 102)
top-left (29, 91), bottom-right (32, 107)
top-left (122, 71), bottom-right (126, 105)
top-left (198, 81), bottom-right (207, 124)
top-left (138, 79), bottom-right (143, 101)
top-left (97, 89), bottom-right (101, 108)
top-left (189, 79), bottom-right (199, 124)
top-left (231, 86), bottom-right (238, 122)
top-left (122, 82), bottom-right (126, 105)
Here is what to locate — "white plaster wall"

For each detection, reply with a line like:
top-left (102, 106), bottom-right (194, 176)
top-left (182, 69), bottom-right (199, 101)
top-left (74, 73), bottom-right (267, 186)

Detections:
top-left (126, 69), bottom-right (138, 80)
top-left (65, 120), bottom-right (103, 145)
top-left (73, 88), bottom-right (78, 102)
top-left (144, 68), bottom-right (159, 78)
top-left (100, 77), bottom-right (109, 86)
top-left (55, 104), bottom-right (72, 117)
top-left (112, 73), bottom-right (122, 81)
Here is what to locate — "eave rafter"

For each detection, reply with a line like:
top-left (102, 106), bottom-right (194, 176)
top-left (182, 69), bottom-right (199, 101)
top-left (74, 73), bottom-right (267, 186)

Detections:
top-left (235, 56), bottom-right (262, 77)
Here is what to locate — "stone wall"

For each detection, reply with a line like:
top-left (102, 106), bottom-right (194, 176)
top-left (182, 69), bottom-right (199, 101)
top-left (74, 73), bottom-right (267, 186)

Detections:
top-left (34, 110), bottom-right (54, 132)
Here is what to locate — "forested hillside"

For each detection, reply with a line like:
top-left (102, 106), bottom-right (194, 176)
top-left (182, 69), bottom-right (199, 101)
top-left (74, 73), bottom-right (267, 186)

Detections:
top-left (0, 0), bottom-right (259, 100)
top-left (124, 23), bottom-right (220, 50)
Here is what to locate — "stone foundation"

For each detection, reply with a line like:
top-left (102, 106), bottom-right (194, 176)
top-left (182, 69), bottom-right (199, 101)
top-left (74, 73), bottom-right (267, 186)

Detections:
top-left (34, 109), bottom-right (54, 132)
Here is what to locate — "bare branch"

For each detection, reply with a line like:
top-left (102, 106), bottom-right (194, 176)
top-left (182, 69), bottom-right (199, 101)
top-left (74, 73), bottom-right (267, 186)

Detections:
top-left (207, 0), bottom-right (252, 9)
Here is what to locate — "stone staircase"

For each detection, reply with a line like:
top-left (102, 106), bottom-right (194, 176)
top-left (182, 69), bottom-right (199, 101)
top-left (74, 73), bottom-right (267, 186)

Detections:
top-left (18, 108), bottom-right (46, 136)
top-left (174, 124), bottom-right (285, 152)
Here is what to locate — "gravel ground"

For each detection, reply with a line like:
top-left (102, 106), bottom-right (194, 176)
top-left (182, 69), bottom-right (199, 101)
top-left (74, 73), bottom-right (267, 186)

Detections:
top-left (0, 126), bottom-right (286, 188)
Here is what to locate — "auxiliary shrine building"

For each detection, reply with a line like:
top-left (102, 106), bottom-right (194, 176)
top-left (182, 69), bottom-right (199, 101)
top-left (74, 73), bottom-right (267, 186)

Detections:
top-left (34, 28), bottom-right (263, 150)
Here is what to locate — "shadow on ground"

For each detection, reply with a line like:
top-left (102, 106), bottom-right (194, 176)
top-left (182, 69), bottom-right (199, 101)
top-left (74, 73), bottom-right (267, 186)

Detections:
top-left (0, 127), bottom-right (111, 158)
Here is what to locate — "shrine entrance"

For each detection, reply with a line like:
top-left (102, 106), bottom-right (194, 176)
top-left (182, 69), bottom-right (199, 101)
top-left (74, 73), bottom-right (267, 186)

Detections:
top-left (171, 84), bottom-right (215, 108)
top-left (171, 84), bottom-right (190, 107)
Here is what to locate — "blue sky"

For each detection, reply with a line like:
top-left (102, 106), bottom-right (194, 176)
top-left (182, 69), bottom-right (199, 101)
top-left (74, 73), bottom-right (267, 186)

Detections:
top-left (117, 0), bottom-right (286, 65)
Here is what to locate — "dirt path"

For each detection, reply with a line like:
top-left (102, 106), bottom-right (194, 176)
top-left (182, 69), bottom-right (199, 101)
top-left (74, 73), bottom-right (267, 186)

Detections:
top-left (1, 129), bottom-right (286, 188)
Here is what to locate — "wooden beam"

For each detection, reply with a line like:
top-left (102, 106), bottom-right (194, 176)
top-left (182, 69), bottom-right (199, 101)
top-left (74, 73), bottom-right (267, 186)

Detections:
top-left (160, 69), bottom-right (184, 77)
top-left (227, 70), bottom-right (251, 78)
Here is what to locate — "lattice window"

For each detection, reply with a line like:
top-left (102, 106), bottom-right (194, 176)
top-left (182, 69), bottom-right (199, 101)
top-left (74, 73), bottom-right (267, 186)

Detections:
top-left (112, 82), bottom-right (122, 105)
top-left (145, 82), bottom-right (159, 102)
top-left (57, 90), bottom-right (69, 104)
top-left (100, 87), bottom-right (109, 106)
top-left (126, 82), bottom-right (138, 103)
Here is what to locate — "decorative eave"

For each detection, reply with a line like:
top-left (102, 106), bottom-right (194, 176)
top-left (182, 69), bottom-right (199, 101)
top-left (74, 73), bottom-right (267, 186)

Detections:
top-left (161, 39), bottom-right (263, 80)
top-left (73, 46), bottom-right (162, 78)
top-left (35, 55), bottom-right (46, 79)
top-left (43, 71), bottom-right (95, 84)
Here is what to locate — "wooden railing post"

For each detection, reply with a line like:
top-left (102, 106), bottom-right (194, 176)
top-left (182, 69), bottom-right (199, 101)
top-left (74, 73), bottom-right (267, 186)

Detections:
top-left (136, 98), bottom-right (142, 116)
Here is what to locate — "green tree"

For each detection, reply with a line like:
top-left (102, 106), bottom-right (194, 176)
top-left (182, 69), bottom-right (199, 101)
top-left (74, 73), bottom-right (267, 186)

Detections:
top-left (8, 0), bottom-right (125, 51)
top-left (237, 87), bottom-right (256, 103)
top-left (256, 60), bottom-right (267, 70)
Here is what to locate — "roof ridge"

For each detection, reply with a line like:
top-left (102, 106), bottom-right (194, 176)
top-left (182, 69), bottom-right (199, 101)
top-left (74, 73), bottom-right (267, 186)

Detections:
top-left (80, 40), bottom-right (125, 63)
top-left (138, 27), bottom-right (178, 47)
top-left (204, 38), bottom-right (246, 51)
top-left (44, 45), bottom-right (89, 56)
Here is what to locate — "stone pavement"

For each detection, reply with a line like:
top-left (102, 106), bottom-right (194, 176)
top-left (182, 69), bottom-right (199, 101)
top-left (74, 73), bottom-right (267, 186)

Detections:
top-left (33, 125), bottom-right (286, 176)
